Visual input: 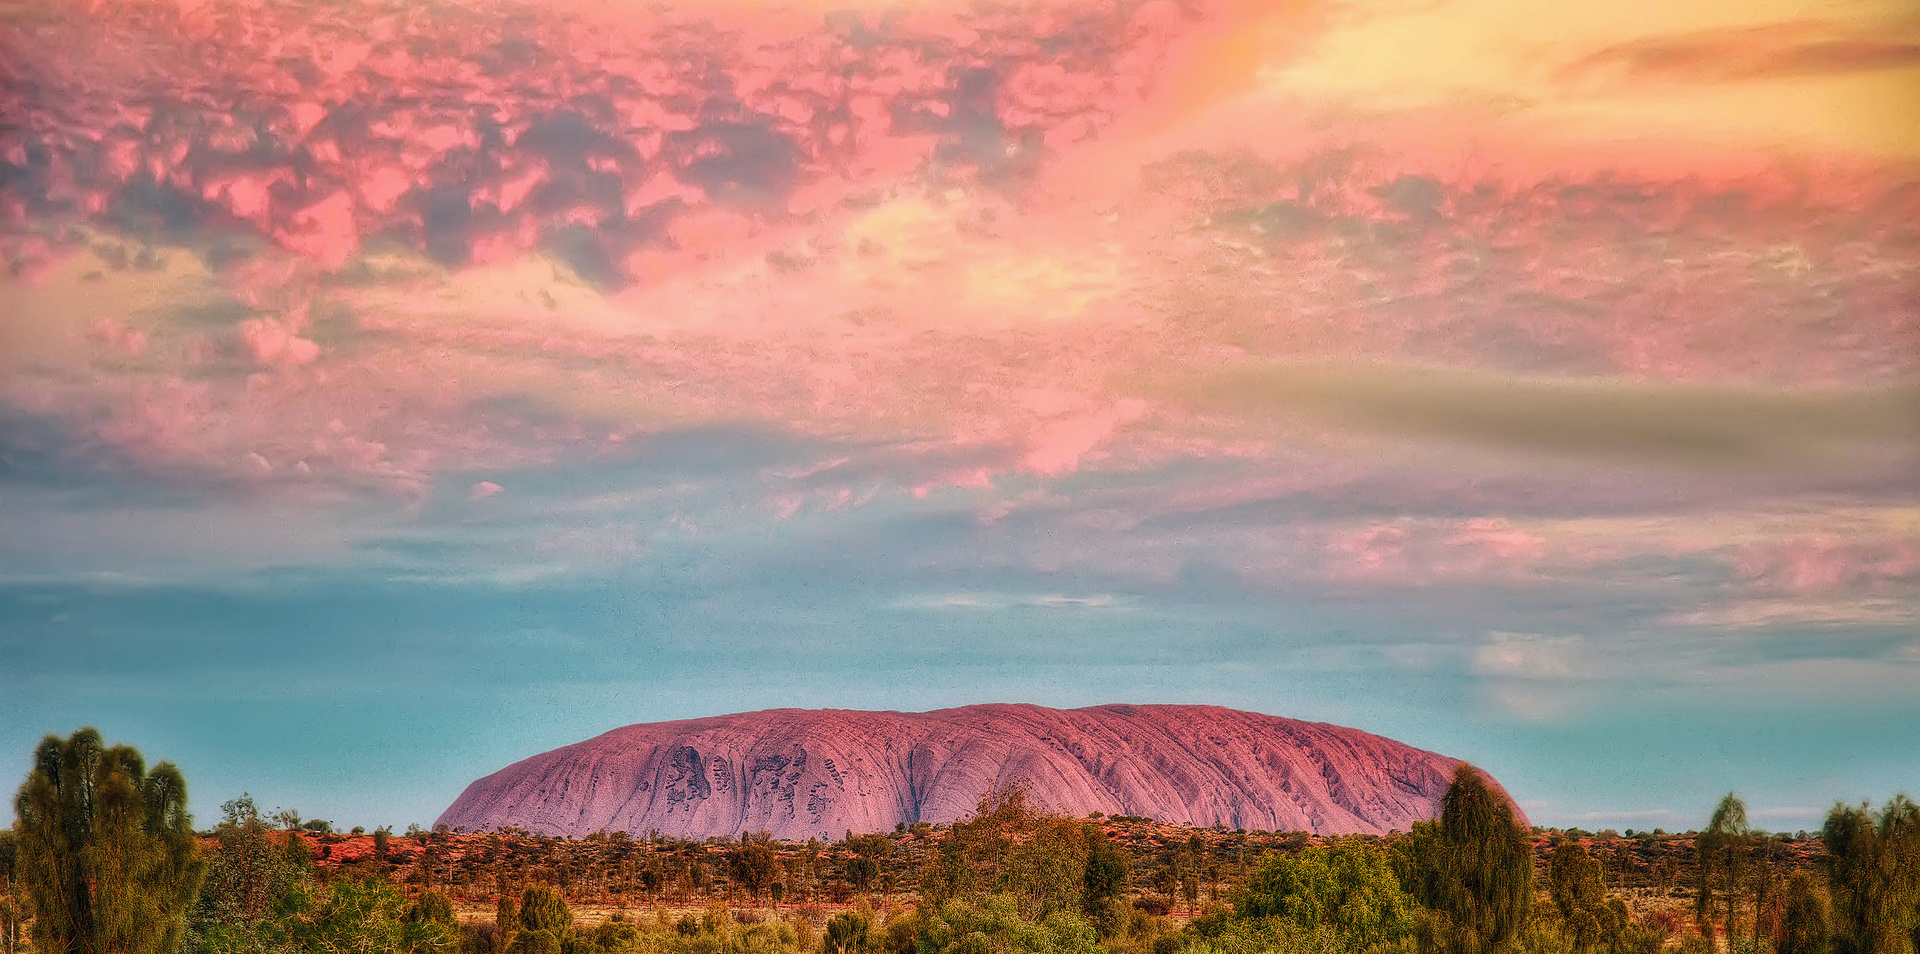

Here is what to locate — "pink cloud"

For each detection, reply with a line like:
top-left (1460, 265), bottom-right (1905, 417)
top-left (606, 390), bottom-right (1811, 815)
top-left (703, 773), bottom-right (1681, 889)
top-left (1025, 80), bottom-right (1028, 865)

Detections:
top-left (1321, 519), bottom-right (1552, 586)
top-left (89, 319), bottom-right (148, 356)
top-left (913, 468), bottom-right (996, 499)
top-left (93, 378), bottom-right (215, 460)
top-left (1, 0), bottom-right (1913, 530)
top-left (1325, 522), bottom-right (1412, 580)
top-left (274, 190), bottom-right (358, 268)
top-left (1446, 519), bottom-right (1550, 562)
top-left (238, 318), bottom-right (320, 368)
top-left (467, 481), bottom-right (506, 501)
top-left (357, 165), bottom-right (414, 216)
top-left (1731, 538), bottom-right (1920, 595)
top-left (1019, 400), bottom-right (1149, 477)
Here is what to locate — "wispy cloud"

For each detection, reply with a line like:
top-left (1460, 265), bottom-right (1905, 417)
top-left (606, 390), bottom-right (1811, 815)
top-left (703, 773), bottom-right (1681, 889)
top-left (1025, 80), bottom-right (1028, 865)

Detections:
top-left (1177, 361), bottom-right (1919, 471)
top-left (891, 592), bottom-right (1128, 611)
top-left (1557, 22), bottom-right (1920, 85)
top-left (1472, 632), bottom-right (1583, 680)
top-left (1665, 598), bottom-right (1917, 630)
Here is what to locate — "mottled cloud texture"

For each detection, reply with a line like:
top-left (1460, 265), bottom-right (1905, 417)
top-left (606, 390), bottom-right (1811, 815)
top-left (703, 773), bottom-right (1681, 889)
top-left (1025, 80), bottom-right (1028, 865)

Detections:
top-left (1, 0), bottom-right (1916, 830)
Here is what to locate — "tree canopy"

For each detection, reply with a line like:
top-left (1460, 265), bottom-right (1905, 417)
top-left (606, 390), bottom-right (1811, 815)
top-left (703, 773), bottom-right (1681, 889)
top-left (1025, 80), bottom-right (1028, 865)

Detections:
top-left (1405, 763), bottom-right (1533, 954)
top-left (1822, 795), bottom-right (1920, 954)
top-left (1695, 793), bottom-right (1753, 948)
top-left (13, 728), bottom-right (205, 954)
top-left (921, 784), bottom-right (1092, 922)
top-left (1547, 840), bottom-right (1625, 954)
top-left (1232, 841), bottom-right (1417, 951)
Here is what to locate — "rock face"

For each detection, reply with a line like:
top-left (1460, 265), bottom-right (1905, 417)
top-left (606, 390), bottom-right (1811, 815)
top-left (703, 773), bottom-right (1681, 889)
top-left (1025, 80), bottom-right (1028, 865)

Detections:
top-left (437, 704), bottom-right (1522, 839)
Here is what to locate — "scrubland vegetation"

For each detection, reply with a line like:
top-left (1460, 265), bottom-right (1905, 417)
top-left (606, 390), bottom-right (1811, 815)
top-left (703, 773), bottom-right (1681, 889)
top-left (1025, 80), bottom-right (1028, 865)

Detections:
top-left (4, 729), bottom-right (1917, 954)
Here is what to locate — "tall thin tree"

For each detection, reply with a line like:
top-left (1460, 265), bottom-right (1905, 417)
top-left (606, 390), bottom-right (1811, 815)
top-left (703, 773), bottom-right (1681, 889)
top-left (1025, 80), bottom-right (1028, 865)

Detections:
top-left (1821, 796), bottom-right (1920, 954)
top-left (1411, 762), bottom-right (1533, 954)
top-left (494, 868), bottom-right (519, 953)
top-left (1549, 840), bottom-right (1621, 954)
top-left (1778, 870), bottom-right (1832, 954)
top-left (1696, 793), bottom-right (1753, 950)
top-left (1082, 826), bottom-right (1129, 933)
top-left (0, 830), bottom-right (20, 954)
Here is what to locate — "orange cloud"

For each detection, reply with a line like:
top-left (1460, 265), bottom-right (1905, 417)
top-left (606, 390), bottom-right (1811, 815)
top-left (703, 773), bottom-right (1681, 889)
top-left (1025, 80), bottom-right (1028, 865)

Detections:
top-left (1557, 23), bottom-right (1920, 85)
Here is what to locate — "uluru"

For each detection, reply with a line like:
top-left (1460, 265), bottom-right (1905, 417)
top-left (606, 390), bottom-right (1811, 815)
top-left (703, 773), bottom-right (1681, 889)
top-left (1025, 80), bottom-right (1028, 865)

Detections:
top-left (437, 704), bottom-right (1522, 839)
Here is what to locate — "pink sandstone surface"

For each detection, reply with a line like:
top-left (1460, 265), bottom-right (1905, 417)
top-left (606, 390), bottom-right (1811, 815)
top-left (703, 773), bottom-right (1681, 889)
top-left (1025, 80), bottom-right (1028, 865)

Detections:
top-left (436, 704), bottom-right (1524, 839)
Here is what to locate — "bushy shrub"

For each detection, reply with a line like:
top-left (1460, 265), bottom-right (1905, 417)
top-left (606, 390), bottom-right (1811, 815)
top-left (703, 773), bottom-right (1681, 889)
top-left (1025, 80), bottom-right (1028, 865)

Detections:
top-left (1232, 841), bottom-right (1416, 949)
top-left (824, 912), bottom-right (872, 954)
top-left (508, 928), bottom-right (563, 954)
top-left (461, 923), bottom-right (501, 954)
top-left (409, 890), bottom-right (457, 926)
top-left (904, 895), bottom-right (1099, 954)
top-left (1175, 918), bottom-right (1408, 954)
top-left (520, 885), bottom-right (574, 936)
top-left (276, 876), bottom-right (458, 954)
top-left (592, 921), bottom-right (642, 953)
top-left (921, 786), bottom-right (1095, 922)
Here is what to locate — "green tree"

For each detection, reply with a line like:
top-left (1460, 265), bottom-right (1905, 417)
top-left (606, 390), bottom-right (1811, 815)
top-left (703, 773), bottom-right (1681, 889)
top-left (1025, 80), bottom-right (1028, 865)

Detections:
top-left (494, 875), bottom-right (520, 953)
top-left (732, 838), bottom-right (779, 902)
top-left (1406, 763), bottom-right (1533, 954)
top-left (1548, 840), bottom-right (1622, 954)
top-left (1779, 870), bottom-right (1832, 954)
top-left (1696, 794), bottom-right (1753, 949)
top-left (905, 895), bottom-right (1098, 954)
top-left (846, 857), bottom-right (879, 893)
top-left (1234, 841), bottom-right (1417, 952)
top-left (1822, 796), bottom-right (1920, 954)
top-left (184, 793), bottom-right (318, 952)
top-left (515, 884), bottom-right (572, 943)
top-left (843, 835), bottom-right (893, 862)
top-left (13, 728), bottom-right (206, 954)
top-left (193, 795), bottom-right (312, 926)
top-left (922, 785), bottom-right (1096, 923)
top-left (589, 921), bottom-right (640, 953)
top-left (1, 830), bottom-right (22, 954)
top-left (408, 891), bottom-right (456, 926)
top-left (824, 911), bottom-right (872, 954)
top-left (506, 931), bottom-right (560, 954)
top-left (1080, 827), bottom-right (1129, 934)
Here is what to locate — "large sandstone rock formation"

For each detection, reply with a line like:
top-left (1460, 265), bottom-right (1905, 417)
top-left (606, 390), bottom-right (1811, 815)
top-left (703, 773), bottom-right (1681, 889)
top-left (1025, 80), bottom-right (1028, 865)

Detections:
top-left (437, 704), bottom-right (1521, 839)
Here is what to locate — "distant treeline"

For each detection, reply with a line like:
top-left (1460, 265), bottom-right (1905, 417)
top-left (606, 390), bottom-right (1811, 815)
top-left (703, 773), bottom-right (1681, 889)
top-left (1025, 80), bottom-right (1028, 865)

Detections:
top-left (3, 729), bottom-right (1916, 954)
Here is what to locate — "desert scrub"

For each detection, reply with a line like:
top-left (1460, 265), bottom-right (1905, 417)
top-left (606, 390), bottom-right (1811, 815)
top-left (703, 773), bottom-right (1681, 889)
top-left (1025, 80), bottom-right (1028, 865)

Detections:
top-left (587, 905), bottom-right (807, 954)
top-left (1177, 920), bottom-right (1414, 954)
top-left (897, 895), bottom-right (1101, 954)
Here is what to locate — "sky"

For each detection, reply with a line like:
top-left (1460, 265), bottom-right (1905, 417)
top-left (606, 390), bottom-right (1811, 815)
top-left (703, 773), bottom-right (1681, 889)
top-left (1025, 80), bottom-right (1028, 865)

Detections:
top-left (0, 0), bottom-right (1916, 834)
